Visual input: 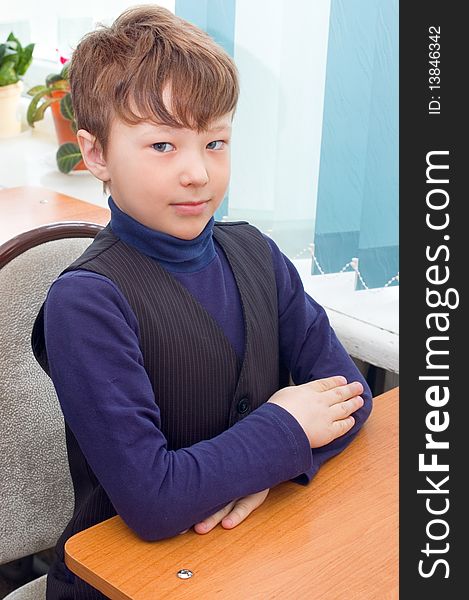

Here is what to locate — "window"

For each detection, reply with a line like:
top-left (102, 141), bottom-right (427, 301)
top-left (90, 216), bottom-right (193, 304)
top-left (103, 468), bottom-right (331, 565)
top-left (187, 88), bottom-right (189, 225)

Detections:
top-left (1, 1), bottom-right (175, 92)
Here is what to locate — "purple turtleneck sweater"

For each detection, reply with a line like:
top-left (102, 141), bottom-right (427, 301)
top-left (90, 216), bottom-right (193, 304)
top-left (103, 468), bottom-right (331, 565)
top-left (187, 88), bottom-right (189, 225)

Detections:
top-left (44, 197), bottom-right (372, 540)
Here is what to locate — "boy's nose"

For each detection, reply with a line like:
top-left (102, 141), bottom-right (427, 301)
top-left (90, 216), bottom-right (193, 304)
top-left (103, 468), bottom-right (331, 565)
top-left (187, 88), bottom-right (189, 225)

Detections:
top-left (179, 161), bottom-right (209, 187)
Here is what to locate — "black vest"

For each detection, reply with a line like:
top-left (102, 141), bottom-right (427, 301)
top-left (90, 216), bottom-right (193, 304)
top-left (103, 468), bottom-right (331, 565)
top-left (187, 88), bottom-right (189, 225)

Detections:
top-left (32, 220), bottom-right (289, 599)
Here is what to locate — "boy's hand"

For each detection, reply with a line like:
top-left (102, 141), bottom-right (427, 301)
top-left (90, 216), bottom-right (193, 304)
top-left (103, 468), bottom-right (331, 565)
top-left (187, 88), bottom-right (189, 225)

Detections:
top-left (267, 375), bottom-right (364, 448)
top-left (178, 377), bottom-right (364, 535)
top-left (179, 489), bottom-right (270, 535)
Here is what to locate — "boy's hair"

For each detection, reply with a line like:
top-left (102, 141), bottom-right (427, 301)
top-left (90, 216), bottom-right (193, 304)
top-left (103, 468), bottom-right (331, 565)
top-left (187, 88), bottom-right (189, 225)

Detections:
top-left (69, 4), bottom-right (239, 191)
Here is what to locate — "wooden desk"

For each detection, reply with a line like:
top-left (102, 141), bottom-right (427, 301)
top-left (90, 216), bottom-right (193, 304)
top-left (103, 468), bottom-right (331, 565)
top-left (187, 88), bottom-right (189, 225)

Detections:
top-left (65, 388), bottom-right (398, 599)
top-left (0, 185), bottom-right (109, 246)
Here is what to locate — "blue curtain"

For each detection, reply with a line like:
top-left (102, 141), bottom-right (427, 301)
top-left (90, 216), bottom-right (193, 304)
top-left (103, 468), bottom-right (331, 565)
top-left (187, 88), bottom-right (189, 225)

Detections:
top-left (314, 0), bottom-right (398, 288)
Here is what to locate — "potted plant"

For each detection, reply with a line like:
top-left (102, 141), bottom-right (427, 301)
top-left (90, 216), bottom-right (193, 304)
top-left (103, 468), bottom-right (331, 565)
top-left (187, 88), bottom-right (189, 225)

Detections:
top-left (0, 32), bottom-right (34, 138)
top-left (27, 60), bottom-right (85, 173)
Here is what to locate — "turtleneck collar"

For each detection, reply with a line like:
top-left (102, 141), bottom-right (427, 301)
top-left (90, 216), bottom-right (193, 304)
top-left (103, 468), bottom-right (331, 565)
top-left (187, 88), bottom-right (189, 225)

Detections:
top-left (108, 196), bottom-right (217, 273)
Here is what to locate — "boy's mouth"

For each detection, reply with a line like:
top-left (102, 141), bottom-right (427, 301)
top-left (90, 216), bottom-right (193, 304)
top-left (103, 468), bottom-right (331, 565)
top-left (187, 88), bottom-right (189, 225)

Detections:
top-left (171, 200), bottom-right (210, 216)
top-left (171, 200), bottom-right (209, 206)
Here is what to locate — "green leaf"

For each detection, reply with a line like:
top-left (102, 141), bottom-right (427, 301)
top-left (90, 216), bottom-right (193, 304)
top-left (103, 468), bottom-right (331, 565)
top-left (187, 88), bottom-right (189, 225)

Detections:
top-left (56, 143), bottom-right (82, 173)
top-left (60, 93), bottom-right (74, 121)
top-left (33, 98), bottom-right (56, 122)
top-left (27, 84), bottom-right (48, 96)
top-left (60, 62), bottom-right (70, 80)
top-left (46, 73), bottom-right (63, 86)
top-left (0, 33), bottom-right (34, 84)
top-left (50, 80), bottom-right (69, 91)
top-left (1, 51), bottom-right (19, 68)
top-left (26, 89), bottom-right (56, 126)
top-left (7, 32), bottom-right (22, 52)
top-left (17, 42), bottom-right (34, 76)
top-left (0, 60), bottom-right (18, 86)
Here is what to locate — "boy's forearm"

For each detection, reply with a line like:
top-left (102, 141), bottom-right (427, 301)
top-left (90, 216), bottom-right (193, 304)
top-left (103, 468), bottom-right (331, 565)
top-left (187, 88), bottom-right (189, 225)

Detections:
top-left (101, 402), bottom-right (312, 541)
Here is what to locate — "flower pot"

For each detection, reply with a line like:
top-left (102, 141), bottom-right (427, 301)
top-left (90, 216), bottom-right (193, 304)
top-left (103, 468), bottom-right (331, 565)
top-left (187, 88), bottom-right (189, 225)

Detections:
top-left (50, 90), bottom-right (86, 171)
top-left (0, 81), bottom-right (23, 138)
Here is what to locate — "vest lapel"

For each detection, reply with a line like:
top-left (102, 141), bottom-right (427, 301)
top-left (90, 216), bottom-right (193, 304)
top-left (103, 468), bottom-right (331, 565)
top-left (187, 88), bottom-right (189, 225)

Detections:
top-left (212, 224), bottom-right (281, 426)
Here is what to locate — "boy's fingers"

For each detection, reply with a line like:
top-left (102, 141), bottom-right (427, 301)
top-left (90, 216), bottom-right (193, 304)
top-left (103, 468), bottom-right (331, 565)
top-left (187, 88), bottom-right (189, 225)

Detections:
top-left (307, 376), bottom-right (347, 393)
top-left (331, 396), bottom-right (364, 419)
top-left (194, 489), bottom-right (270, 534)
top-left (326, 382), bottom-right (364, 406)
top-left (222, 489), bottom-right (270, 529)
top-left (193, 501), bottom-right (236, 534)
top-left (332, 415), bottom-right (355, 439)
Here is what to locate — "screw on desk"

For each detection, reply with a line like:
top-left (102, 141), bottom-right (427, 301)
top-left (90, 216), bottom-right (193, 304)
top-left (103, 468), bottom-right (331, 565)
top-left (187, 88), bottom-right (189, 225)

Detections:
top-left (177, 569), bottom-right (193, 579)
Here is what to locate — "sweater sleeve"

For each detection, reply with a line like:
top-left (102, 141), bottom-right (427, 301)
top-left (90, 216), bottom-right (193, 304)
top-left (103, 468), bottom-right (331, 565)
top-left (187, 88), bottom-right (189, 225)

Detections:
top-left (44, 270), bottom-right (312, 541)
top-left (263, 235), bottom-right (373, 484)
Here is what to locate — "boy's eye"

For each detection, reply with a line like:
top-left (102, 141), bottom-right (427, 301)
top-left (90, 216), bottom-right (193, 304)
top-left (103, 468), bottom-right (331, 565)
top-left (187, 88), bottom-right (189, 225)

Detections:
top-left (152, 142), bottom-right (174, 153)
top-left (207, 140), bottom-right (225, 150)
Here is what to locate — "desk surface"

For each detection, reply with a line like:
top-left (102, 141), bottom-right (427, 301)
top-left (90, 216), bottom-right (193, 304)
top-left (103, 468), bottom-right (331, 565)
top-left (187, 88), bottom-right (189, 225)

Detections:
top-left (65, 388), bottom-right (398, 600)
top-left (0, 185), bottom-right (109, 247)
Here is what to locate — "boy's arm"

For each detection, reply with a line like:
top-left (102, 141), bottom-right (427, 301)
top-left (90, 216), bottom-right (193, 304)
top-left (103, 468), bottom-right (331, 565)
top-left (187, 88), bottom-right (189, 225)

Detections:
top-left (43, 271), bottom-right (312, 541)
top-left (263, 235), bottom-right (373, 484)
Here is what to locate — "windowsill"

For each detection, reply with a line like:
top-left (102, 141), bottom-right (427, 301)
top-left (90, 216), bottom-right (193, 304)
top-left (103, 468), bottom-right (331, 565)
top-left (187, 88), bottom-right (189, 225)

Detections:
top-left (293, 264), bottom-right (399, 374)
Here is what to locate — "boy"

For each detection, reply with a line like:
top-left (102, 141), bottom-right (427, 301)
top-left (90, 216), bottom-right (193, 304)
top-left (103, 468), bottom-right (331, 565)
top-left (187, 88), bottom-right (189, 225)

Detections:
top-left (31, 5), bottom-right (372, 599)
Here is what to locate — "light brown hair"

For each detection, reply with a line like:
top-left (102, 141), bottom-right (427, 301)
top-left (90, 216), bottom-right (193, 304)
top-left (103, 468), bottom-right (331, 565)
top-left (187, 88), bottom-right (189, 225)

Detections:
top-left (69, 4), bottom-right (239, 189)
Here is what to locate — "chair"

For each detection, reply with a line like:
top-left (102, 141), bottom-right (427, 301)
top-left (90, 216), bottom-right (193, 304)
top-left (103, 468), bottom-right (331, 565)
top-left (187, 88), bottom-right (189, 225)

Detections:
top-left (0, 222), bottom-right (103, 599)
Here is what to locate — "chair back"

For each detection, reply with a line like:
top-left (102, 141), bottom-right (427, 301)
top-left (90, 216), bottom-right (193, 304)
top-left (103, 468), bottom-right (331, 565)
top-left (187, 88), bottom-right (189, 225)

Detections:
top-left (0, 223), bottom-right (102, 564)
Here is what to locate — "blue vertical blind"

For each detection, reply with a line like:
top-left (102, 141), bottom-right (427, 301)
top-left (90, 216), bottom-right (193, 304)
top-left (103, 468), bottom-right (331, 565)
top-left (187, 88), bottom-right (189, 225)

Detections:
top-left (313, 0), bottom-right (398, 288)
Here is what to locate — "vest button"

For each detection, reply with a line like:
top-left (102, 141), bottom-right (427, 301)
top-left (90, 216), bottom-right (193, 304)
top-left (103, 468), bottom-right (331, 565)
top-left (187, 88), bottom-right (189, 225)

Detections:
top-left (237, 398), bottom-right (250, 415)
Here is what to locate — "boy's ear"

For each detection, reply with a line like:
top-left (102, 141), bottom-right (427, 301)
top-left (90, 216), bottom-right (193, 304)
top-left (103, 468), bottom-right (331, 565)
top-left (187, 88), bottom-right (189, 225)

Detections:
top-left (76, 129), bottom-right (110, 182)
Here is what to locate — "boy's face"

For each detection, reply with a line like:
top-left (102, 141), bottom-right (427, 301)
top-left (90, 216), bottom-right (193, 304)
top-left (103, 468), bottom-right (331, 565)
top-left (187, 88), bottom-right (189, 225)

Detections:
top-left (79, 101), bottom-right (232, 240)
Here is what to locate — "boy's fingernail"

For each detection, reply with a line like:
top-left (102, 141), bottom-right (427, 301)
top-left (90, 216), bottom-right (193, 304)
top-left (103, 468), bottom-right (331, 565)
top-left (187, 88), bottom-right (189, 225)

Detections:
top-left (199, 523), bottom-right (208, 531)
top-left (224, 518), bottom-right (233, 527)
